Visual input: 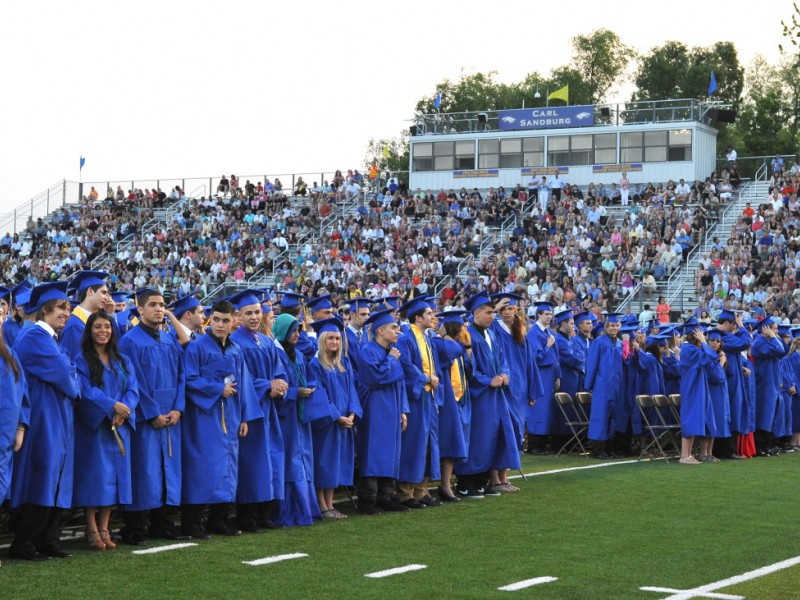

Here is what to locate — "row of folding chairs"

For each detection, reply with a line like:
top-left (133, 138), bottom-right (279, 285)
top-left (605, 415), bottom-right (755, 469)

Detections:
top-left (636, 394), bottom-right (682, 462)
top-left (554, 391), bottom-right (592, 456)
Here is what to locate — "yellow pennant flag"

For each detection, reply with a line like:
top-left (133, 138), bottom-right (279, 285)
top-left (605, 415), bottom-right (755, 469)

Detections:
top-left (382, 145), bottom-right (390, 159)
top-left (548, 84), bottom-right (569, 104)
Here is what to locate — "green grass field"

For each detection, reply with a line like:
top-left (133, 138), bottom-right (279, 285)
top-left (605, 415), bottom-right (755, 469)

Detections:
top-left (3, 454), bottom-right (800, 599)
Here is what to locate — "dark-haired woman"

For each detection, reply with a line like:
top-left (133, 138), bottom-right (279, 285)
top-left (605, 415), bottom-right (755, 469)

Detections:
top-left (679, 326), bottom-right (717, 464)
top-left (74, 312), bottom-right (139, 550)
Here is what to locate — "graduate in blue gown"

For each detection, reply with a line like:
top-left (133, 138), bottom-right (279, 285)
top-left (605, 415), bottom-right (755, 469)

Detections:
top-left (74, 312), bottom-right (139, 550)
top-left (308, 317), bottom-right (362, 519)
top-left (454, 292), bottom-right (520, 497)
top-left (10, 281), bottom-right (81, 560)
top-left (302, 293), bottom-right (338, 362)
top-left (355, 308), bottom-right (409, 514)
top-left (704, 329), bottom-right (730, 462)
top-left (341, 297), bottom-right (373, 383)
top-left (776, 327), bottom-right (796, 448)
top-left (181, 299), bottom-right (261, 538)
top-left (271, 313), bottom-right (324, 526)
top-left (552, 309), bottom-right (586, 451)
top-left (490, 293), bottom-right (542, 455)
top-left (2, 281), bottom-right (32, 348)
top-left (678, 321), bottom-right (718, 464)
top-left (59, 270), bottom-right (112, 359)
top-left (228, 290), bottom-right (289, 532)
top-left (585, 313), bottom-right (624, 459)
top-left (526, 301), bottom-right (560, 454)
top-left (0, 334), bottom-right (29, 505)
top-left (431, 310), bottom-right (472, 501)
top-left (117, 288), bottom-right (186, 545)
top-left (395, 297), bottom-right (442, 509)
top-left (751, 316), bottom-right (787, 455)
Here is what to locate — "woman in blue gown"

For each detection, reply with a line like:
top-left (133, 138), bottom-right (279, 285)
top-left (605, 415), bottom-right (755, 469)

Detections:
top-left (678, 325), bottom-right (717, 464)
top-left (0, 332), bottom-right (29, 508)
top-left (272, 314), bottom-right (321, 526)
top-left (74, 312), bottom-right (139, 550)
top-left (308, 318), bottom-right (362, 520)
top-left (704, 330), bottom-right (730, 462)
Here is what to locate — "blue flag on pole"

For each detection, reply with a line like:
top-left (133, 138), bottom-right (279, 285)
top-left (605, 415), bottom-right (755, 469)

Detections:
top-left (433, 91), bottom-right (441, 110)
top-left (80, 156), bottom-right (86, 170)
top-left (708, 71), bottom-right (718, 96)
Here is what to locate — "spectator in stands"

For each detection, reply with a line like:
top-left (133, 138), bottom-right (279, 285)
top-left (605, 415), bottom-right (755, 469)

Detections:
top-left (217, 175), bottom-right (230, 195)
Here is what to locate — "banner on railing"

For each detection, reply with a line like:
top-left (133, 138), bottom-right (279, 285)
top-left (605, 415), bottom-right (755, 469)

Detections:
top-left (592, 163), bottom-right (643, 174)
top-left (498, 106), bottom-right (594, 131)
top-left (453, 169), bottom-right (499, 178)
top-left (521, 167), bottom-right (569, 177)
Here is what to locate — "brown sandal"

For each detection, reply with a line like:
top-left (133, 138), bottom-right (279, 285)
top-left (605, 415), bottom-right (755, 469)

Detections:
top-left (87, 531), bottom-right (106, 552)
top-left (98, 530), bottom-right (116, 550)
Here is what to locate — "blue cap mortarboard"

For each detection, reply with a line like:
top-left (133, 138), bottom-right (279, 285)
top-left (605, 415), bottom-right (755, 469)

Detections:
top-left (69, 270), bottom-right (109, 295)
top-left (310, 316), bottom-right (345, 336)
top-left (364, 308), bottom-right (397, 332)
top-left (307, 294), bottom-right (334, 312)
top-left (27, 281), bottom-right (69, 313)
top-left (464, 291), bottom-right (492, 313)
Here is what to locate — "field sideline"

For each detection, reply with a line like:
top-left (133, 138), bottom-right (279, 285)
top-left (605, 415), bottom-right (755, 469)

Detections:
top-left (2, 454), bottom-right (799, 599)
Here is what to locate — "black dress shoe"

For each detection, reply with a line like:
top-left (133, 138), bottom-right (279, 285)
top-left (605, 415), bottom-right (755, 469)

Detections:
top-left (610, 452), bottom-right (625, 459)
top-left (377, 496), bottom-right (411, 512)
top-left (400, 498), bottom-right (427, 509)
top-left (527, 448), bottom-right (547, 455)
top-left (257, 520), bottom-right (286, 530)
top-left (122, 533), bottom-right (148, 546)
top-left (207, 523), bottom-right (242, 536)
top-left (239, 523), bottom-right (264, 533)
top-left (184, 527), bottom-right (210, 540)
top-left (591, 451), bottom-right (612, 459)
top-left (9, 549), bottom-right (51, 561)
top-left (38, 548), bottom-right (71, 559)
top-left (418, 495), bottom-right (442, 507)
top-left (436, 487), bottom-right (461, 503)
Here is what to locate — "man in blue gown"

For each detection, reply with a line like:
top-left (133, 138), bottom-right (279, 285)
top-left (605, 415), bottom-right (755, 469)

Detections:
top-left (59, 270), bottom-right (113, 358)
top-left (342, 297), bottom-right (374, 380)
top-left (180, 300), bottom-right (261, 538)
top-left (228, 289), bottom-right (289, 532)
top-left (526, 301), bottom-right (560, 454)
top-left (1, 280), bottom-right (32, 348)
top-left (10, 281), bottom-right (80, 561)
top-left (585, 313), bottom-right (624, 459)
top-left (118, 288), bottom-right (187, 545)
top-left (713, 310), bottom-right (752, 459)
top-left (356, 309), bottom-right (410, 515)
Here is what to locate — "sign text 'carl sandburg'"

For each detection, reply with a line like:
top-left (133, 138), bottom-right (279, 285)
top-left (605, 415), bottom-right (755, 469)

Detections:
top-left (498, 106), bottom-right (595, 131)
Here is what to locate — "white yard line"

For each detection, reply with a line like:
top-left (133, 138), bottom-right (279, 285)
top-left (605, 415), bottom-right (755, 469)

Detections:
top-left (498, 576), bottom-right (558, 591)
top-left (242, 553), bottom-right (308, 566)
top-left (641, 554), bottom-right (800, 600)
top-left (640, 587), bottom-right (743, 599)
top-left (364, 564), bottom-right (427, 578)
top-left (132, 542), bottom-right (197, 555)
top-left (509, 459), bottom-right (642, 480)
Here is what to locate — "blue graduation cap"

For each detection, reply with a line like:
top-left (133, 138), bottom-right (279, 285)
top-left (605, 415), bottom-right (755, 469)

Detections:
top-left (425, 295), bottom-right (439, 309)
top-left (534, 301), bottom-right (554, 313)
top-left (364, 308), bottom-right (397, 332)
top-left (491, 292), bottom-right (524, 307)
top-left (717, 309), bottom-right (740, 323)
top-left (778, 323), bottom-right (792, 337)
top-left (681, 316), bottom-right (702, 334)
top-left (27, 281), bottom-right (69, 313)
top-left (707, 329), bottom-right (725, 341)
top-left (14, 287), bottom-right (32, 309)
top-left (743, 318), bottom-right (759, 331)
top-left (261, 303), bottom-right (273, 314)
top-left (341, 297), bottom-right (374, 312)
top-left (310, 316), bottom-right (345, 336)
top-left (603, 312), bottom-right (624, 323)
top-left (573, 311), bottom-right (594, 324)
top-left (227, 289), bottom-right (264, 311)
top-left (110, 290), bottom-right (130, 304)
top-left (464, 291), bottom-right (492, 313)
top-left (0, 286), bottom-right (10, 302)
top-left (307, 294), bottom-right (334, 313)
top-left (620, 323), bottom-right (641, 333)
top-left (646, 333), bottom-right (670, 346)
top-left (69, 270), bottom-right (109, 295)
top-left (792, 327), bottom-right (800, 339)
top-left (279, 291), bottom-right (307, 309)
top-left (591, 321), bottom-right (606, 338)
top-left (168, 291), bottom-right (202, 318)
top-left (436, 309), bottom-right (468, 324)
top-left (10, 280), bottom-right (32, 306)
top-left (381, 296), bottom-right (402, 311)
top-left (399, 297), bottom-right (431, 318)
top-left (554, 308), bottom-right (574, 324)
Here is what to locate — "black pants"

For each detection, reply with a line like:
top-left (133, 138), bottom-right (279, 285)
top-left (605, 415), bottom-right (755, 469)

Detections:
top-left (754, 429), bottom-right (775, 453)
top-left (124, 505), bottom-right (178, 538)
top-left (357, 477), bottom-right (396, 502)
top-left (236, 501), bottom-right (274, 529)
top-left (11, 504), bottom-right (65, 555)
top-left (181, 503), bottom-right (232, 535)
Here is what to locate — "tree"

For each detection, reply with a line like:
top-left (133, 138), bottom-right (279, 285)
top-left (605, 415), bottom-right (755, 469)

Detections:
top-left (569, 29), bottom-right (635, 104)
top-left (634, 41), bottom-right (691, 101)
top-left (363, 135), bottom-right (409, 179)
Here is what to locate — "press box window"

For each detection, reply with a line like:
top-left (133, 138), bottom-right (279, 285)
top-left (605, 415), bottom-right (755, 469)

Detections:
top-left (668, 129), bottom-right (692, 161)
top-left (547, 136), bottom-right (570, 167)
top-left (455, 140), bottom-right (475, 169)
top-left (523, 137), bottom-right (544, 167)
top-left (478, 139), bottom-right (499, 169)
top-left (500, 139), bottom-right (523, 168)
top-left (412, 142), bottom-right (433, 172)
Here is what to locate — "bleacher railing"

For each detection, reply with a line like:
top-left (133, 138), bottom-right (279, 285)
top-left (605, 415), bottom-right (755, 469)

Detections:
top-left (0, 180), bottom-right (67, 235)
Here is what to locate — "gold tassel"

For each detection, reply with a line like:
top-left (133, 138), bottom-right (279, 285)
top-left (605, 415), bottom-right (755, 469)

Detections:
top-left (111, 425), bottom-right (126, 456)
top-left (220, 400), bottom-right (228, 434)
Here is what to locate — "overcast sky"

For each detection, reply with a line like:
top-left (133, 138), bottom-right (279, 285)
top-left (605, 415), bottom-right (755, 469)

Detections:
top-left (0, 0), bottom-right (788, 215)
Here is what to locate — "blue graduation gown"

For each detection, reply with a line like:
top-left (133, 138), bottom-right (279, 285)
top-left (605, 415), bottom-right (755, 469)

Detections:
top-left (554, 331), bottom-right (584, 435)
top-left (295, 328), bottom-right (318, 362)
top-left (752, 335), bottom-right (786, 433)
top-left (586, 334), bottom-right (622, 441)
top-left (231, 327), bottom-right (287, 504)
top-left (706, 358), bottom-right (731, 438)
top-left (777, 354), bottom-right (794, 438)
top-left (9, 320), bottom-right (35, 347)
top-left (2, 318), bottom-right (23, 348)
top-left (720, 328), bottom-right (752, 434)
top-left (182, 334), bottom-right (260, 504)
top-left (309, 357), bottom-right (362, 488)
top-left (118, 325), bottom-right (185, 510)
top-left (630, 350), bottom-right (664, 434)
top-left (356, 341), bottom-right (409, 478)
top-left (345, 326), bottom-right (366, 383)
top-left (431, 337), bottom-right (470, 461)
top-left (59, 312), bottom-right (87, 359)
top-left (274, 345), bottom-right (321, 526)
top-left (11, 325), bottom-right (80, 509)
top-left (396, 328), bottom-right (440, 482)
top-left (73, 354), bottom-right (139, 507)
top-left (526, 324), bottom-right (560, 435)
top-left (662, 352), bottom-right (681, 397)
top-left (454, 324), bottom-right (520, 475)
top-left (491, 321), bottom-right (542, 447)
top-left (679, 343), bottom-right (717, 437)
top-left (0, 350), bottom-right (29, 502)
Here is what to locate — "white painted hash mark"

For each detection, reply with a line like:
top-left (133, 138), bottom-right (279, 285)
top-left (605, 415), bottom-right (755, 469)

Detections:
top-left (364, 564), bottom-right (428, 578)
top-left (242, 553), bottom-right (309, 566)
top-left (498, 576), bottom-right (559, 591)
top-left (640, 588), bottom-right (743, 599)
top-left (640, 554), bottom-right (800, 599)
top-left (132, 543), bottom-right (198, 555)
